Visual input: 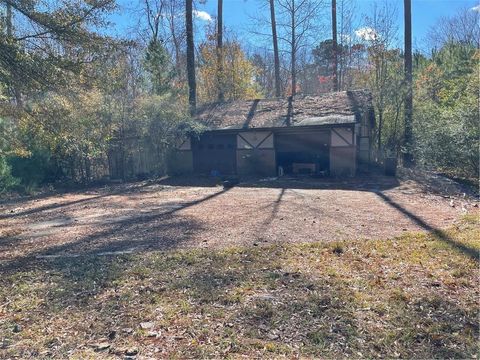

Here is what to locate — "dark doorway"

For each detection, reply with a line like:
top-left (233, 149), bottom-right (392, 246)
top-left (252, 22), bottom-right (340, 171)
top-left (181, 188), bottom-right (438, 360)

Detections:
top-left (276, 131), bottom-right (330, 174)
top-left (192, 133), bottom-right (237, 175)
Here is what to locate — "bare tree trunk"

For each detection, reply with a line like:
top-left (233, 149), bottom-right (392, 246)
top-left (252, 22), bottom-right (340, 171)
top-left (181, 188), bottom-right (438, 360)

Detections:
top-left (403, 0), bottom-right (413, 166)
top-left (6, 2), bottom-right (12, 37)
top-left (393, 97), bottom-right (402, 156)
top-left (217, 0), bottom-right (224, 102)
top-left (186, 0), bottom-right (196, 114)
top-left (168, 2), bottom-right (181, 75)
top-left (269, 0), bottom-right (281, 98)
top-left (172, 32), bottom-right (181, 74)
top-left (277, 0), bottom-right (320, 97)
top-left (6, 3), bottom-right (22, 107)
top-left (331, 0), bottom-right (338, 91)
top-left (84, 154), bottom-right (91, 183)
top-left (291, 0), bottom-right (296, 96)
top-left (377, 110), bottom-right (383, 153)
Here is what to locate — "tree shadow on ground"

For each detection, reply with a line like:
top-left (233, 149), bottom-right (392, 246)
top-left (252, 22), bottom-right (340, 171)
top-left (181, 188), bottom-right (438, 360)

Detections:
top-left (258, 188), bottom-right (285, 232)
top-left (375, 191), bottom-right (479, 262)
top-left (397, 168), bottom-right (479, 198)
top-left (0, 180), bottom-right (163, 220)
top-left (2, 173), bottom-right (475, 273)
top-left (1, 172), bottom-right (477, 358)
top-left (0, 187), bottom-right (232, 273)
top-left (173, 251), bottom-right (477, 358)
top-left (2, 240), bottom-right (476, 358)
top-left (157, 174), bottom-right (401, 192)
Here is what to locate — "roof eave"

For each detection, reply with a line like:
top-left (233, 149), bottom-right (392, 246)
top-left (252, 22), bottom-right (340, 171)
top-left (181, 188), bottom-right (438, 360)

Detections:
top-left (199, 122), bottom-right (357, 134)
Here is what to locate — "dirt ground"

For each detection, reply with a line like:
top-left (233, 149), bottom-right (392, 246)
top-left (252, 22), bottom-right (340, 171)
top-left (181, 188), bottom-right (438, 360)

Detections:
top-left (0, 172), bottom-right (477, 268)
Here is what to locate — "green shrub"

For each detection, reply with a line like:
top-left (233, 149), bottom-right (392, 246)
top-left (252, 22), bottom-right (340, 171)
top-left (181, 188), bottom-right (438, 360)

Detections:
top-left (8, 149), bottom-right (63, 188)
top-left (0, 155), bottom-right (18, 193)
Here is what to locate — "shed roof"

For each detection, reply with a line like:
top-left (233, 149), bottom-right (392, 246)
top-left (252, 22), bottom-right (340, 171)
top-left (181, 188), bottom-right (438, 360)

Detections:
top-left (195, 90), bottom-right (373, 130)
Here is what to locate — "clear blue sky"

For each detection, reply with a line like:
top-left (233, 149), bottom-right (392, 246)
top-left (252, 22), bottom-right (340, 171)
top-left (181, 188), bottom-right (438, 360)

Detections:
top-left (111, 0), bottom-right (479, 51)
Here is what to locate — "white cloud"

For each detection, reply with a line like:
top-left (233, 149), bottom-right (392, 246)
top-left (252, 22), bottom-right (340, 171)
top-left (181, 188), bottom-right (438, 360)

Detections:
top-left (471, 4), bottom-right (480, 12)
top-left (193, 10), bottom-right (212, 22)
top-left (355, 27), bottom-right (378, 41)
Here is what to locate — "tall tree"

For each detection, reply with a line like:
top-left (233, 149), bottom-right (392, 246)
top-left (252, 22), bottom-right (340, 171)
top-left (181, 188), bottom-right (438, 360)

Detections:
top-left (276, 0), bottom-right (322, 96)
top-left (143, 0), bottom-right (163, 41)
top-left (359, 3), bottom-right (398, 155)
top-left (5, 0), bottom-right (22, 107)
top-left (414, 40), bottom-right (479, 177)
top-left (428, 7), bottom-right (480, 49)
top-left (140, 0), bottom-right (184, 79)
top-left (198, 38), bottom-right (262, 103)
top-left (336, 0), bottom-right (357, 91)
top-left (5, 2), bottom-right (12, 39)
top-left (331, 0), bottom-right (338, 91)
top-left (269, 0), bottom-right (282, 97)
top-left (142, 0), bottom-right (173, 95)
top-left (165, 0), bottom-right (185, 75)
top-left (290, 0), bottom-right (296, 96)
top-left (144, 39), bottom-right (174, 95)
top-left (403, 0), bottom-right (413, 165)
top-left (217, 0), bottom-right (225, 102)
top-left (185, 0), bottom-right (196, 114)
top-left (1, 0), bottom-right (115, 108)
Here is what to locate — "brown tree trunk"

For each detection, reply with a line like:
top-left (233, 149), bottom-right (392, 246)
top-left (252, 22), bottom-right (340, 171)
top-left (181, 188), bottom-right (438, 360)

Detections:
top-left (331, 0), bottom-right (338, 91)
top-left (290, 0), bottom-right (296, 96)
top-left (168, 2), bottom-right (181, 75)
top-left (269, 0), bottom-right (281, 98)
top-left (377, 110), bottom-right (383, 153)
top-left (403, 0), bottom-right (413, 166)
top-left (217, 0), bottom-right (224, 102)
top-left (186, 0), bottom-right (196, 115)
top-left (6, 2), bottom-right (12, 37)
top-left (6, 2), bottom-right (22, 107)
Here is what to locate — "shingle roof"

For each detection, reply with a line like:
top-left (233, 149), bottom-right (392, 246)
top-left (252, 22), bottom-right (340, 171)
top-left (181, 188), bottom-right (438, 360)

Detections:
top-left (195, 90), bottom-right (373, 130)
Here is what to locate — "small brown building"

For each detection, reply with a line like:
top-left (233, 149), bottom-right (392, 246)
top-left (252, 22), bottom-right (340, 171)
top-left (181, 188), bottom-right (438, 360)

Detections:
top-left (173, 90), bottom-right (375, 177)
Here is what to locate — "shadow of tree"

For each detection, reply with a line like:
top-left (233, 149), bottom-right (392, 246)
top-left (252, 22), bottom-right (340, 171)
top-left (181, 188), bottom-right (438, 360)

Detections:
top-left (256, 188), bottom-right (285, 235)
top-left (0, 187), bottom-right (232, 273)
top-left (0, 174), bottom-right (477, 357)
top-left (0, 181), bottom-right (160, 220)
top-left (162, 246), bottom-right (478, 358)
top-left (2, 174), bottom-right (474, 274)
top-left (4, 241), bottom-right (473, 358)
top-left (375, 191), bottom-right (479, 262)
top-left (156, 174), bottom-right (401, 192)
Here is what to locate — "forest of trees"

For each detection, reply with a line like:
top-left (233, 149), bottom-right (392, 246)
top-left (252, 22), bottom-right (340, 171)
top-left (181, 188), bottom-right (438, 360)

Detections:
top-left (0, 0), bottom-right (478, 192)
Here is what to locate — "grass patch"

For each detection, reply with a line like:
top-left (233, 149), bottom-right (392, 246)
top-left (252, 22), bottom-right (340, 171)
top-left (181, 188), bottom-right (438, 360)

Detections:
top-left (0, 218), bottom-right (478, 358)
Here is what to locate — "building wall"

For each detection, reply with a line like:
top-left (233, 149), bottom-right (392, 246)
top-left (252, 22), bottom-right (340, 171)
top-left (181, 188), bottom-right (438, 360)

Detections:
top-left (174, 126), bottom-right (364, 177)
top-left (330, 146), bottom-right (356, 176)
top-left (356, 110), bottom-right (373, 172)
top-left (237, 131), bottom-right (274, 149)
top-left (358, 137), bottom-right (370, 163)
top-left (331, 127), bottom-right (354, 147)
top-left (236, 131), bottom-right (276, 176)
top-left (330, 127), bottom-right (356, 176)
top-left (237, 149), bottom-right (276, 176)
top-left (171, 138), bottom-right (193, 174)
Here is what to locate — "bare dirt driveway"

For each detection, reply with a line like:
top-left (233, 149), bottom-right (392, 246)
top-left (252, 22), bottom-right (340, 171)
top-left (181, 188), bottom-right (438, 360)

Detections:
top-left (0, 172), bottom-right (476, 269)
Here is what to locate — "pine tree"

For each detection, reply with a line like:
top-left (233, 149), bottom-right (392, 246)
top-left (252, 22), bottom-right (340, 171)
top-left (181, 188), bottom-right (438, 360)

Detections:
top-left (144, 39), bottom-right (174, 96)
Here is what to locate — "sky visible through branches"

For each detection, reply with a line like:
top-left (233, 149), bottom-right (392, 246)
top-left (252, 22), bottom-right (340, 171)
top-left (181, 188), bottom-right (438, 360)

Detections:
top-left (110, 0), bottom-right (479, 53)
